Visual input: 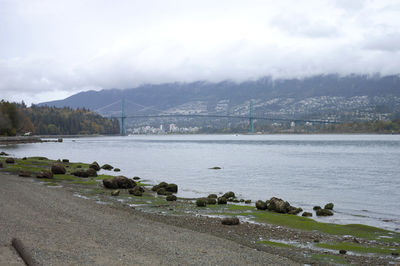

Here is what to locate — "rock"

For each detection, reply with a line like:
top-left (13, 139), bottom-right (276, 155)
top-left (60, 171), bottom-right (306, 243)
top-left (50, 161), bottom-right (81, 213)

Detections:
top-left (101, 164), bottom-right (113, 170)
top-left (18, 171), bottom-right (31, 177)
top-left (239, 199), bottom-right (244, 202)
top-left (5, 157), bottom-right (15, 164)
top-left (57, 138), bottom-right (63, 142)
top-left (157, 188), bottom-right (168, 195)
top-left (208, 194), bottom-right (218, 199)
top-left (339, 250), bottom-right (347, 255)
top-left (245, 200), bottom-right (252, 204)
top-left (0, 151), bottom-right (9, 156)
top-left (166, 195), bottom-right (177, 201)
top-left (217, 197), bottom-right (227, 205)
top-left (111, 190), bottom-right (120, 196)
top-left (166, 183), bottom-right (178, 193)
top-left (316, 209), bottom-right (334, 216)
top-left (72, 170), bottom-right (89, 178)
top-left (256, 200), bottom-right (268, 210)
top-left (232, 199), bottom-right (240, 203)
top-left (302, 212), bottom-right (313, 217)
top-left (196, 198), bottom-right (207, 207)
top-left (51, 163), bottom-right (66, 174)
top-left (114, 168), bottom-right (121, 172)
top-left (222, 191), bottom-right (235, 199)
top-left (268, 197), bottom-right (291, 213)
top-left (206, 198), bottom-right (217, 205)
top-left (129, 186), bottom-right (144, 196)
top-left (87, 168), bottom-right (97, 177)
top-left (313, 206), bottom-right (322, 211)
top-left (62, 159), bottom-right (69, 163)
top-left (324, 203), bottom-right (334, 210)
top-left (152, 182), bottom-right (169, 192)
top-left (133, 176), bottom-right (140, 180)
top-left (392, 252), bottom-right (399, 256)
top-left (36, 171), bottom-right (53, 179)
top-left (103, 176), bottom-right (136, 189)
top-left (209, 166), bottom-right (221, 170)
top-left (89, 162), bottom-right (100, 171)
top-left (221, 217), bottom-right (240, 225)
top-left (288, 207), bottom-right (303, 215)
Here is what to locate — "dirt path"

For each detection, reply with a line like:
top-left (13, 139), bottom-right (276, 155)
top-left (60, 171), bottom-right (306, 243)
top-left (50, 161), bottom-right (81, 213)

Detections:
top-left (0, 173), bottom-right (297, 265)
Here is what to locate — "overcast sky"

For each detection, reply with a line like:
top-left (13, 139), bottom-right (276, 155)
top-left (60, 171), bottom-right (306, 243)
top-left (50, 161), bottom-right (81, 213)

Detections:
top-left (1, 0), bottom-right (400, 105)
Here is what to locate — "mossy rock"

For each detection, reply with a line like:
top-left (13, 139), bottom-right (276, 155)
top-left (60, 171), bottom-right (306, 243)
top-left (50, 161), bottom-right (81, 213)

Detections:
top-left (114, 168), bottom-right (121, 172)
top-left (18, 170), bottom-right (31, 177)
top-left (316, 209), bottom-right (334, 216)
top-left (245, 200), bottom-right (252, 204)
top-left (207, 194), bottom-right (218, 199)
top-left (196, 198), bottom-right (207, 207)
top-left (111, 190), bottom-right (120, 196)
top-left (89, 162), bottom-right (100, 171)
top-left (166, 195), bottom-right (177, 201)
top-left (222, 191), bottom-right (235, 199)
top-left (87, 168), bottom-right (97, 177)
top-left (256, 200), bottom-right (268, 210)
top-left (221, 217), bottom-right (240, 225)
top-left (5, 157), bottom-right (15, 164)
top-left (313, 206), bottom-right (322, 211)
top-left (217, 197), bottom-right (227, 205)
top-left (302, 212), bottom-right (313, 217)
top-left (288, 207), bottom-right (303, 215)
top-left (133, 176), bottom-right (140, 180)
top-left (51, 163), bottom-right (66, 174)
top-left (157, 188), bottom-right (168, 195)
top-left (206, 198), bottom-right (217, 205)
top-left (36, 171), bottom-right (53, 179)
top-left (166, 183), bottom-right (178, 193)
top-left (101, 164), bottom-right (113, 170)
top-left (324, 203), bottom-right (334, 210)
top-left (130, 189), bottom-right (143, 196)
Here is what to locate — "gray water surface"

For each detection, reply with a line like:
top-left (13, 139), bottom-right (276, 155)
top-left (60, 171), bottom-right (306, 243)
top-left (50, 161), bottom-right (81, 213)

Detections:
top-left (2, 134), bottom-right (400, 231)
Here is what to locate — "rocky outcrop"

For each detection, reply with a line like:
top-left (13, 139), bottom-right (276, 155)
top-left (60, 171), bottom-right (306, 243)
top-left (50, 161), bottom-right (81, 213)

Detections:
top-left (103, 176), bottom-right (136, 189)
top-left (221, 217), bottom-right (240, 225)
top-left (206, 198), bottom-right (217, 205)
top-left (324, 203), bottom-right (334, 210)
top-left (208, 194), bottom-right (218, 199)
top-left (51, 163), bottom-right (66, 174)
top-left (166, 184), bottom-right (178, 193)
top-left (302, 212), bottom-right (312, 217)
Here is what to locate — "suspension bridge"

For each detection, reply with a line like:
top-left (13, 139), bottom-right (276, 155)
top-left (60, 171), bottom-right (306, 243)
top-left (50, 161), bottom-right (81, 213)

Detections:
top-left (95, 99), bottom-right (340, 135)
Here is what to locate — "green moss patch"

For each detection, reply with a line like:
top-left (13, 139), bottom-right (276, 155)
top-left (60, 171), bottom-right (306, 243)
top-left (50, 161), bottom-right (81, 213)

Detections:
top-left (210, 205), bottom-right (400, 243)
top-left (316, 242), bottom-right (400, 255)
top-left (258, 240), bottom-right (295, 248)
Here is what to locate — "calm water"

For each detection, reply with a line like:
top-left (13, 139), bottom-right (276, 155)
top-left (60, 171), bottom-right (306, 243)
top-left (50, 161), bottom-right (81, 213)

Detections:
top-left (2, 134), bottom-right (400, 231)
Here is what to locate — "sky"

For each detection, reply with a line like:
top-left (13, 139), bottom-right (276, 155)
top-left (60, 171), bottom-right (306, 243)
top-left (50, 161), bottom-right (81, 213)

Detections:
top-left (1, 0), bottom-right (400, 105)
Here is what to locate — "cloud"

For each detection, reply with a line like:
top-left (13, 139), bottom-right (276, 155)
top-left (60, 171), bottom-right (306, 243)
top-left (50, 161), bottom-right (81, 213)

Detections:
top-left (0, 0), bottom-right (400, 105)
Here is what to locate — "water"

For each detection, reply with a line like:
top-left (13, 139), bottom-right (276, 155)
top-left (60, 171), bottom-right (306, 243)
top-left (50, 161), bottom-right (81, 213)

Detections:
top-left (2, 134), bottom-right (400, 231)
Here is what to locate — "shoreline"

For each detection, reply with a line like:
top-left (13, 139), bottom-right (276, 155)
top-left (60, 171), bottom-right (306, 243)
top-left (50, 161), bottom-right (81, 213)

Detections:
top-left (0, 155), bottom-right (399, 265)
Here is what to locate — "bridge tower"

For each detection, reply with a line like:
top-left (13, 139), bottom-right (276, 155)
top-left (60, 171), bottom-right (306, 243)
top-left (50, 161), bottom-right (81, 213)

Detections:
top-left (121, 98), bottom-right (126, 135)
top-left (249, 100), bottom-right (254, 133)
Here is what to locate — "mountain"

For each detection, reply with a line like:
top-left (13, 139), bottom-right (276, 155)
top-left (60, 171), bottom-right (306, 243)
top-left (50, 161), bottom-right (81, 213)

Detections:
top-left (39, 74), bottom-right (400, 126)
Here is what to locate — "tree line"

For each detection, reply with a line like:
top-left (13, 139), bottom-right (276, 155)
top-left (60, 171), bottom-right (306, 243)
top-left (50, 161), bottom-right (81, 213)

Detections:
top-left (0, 100), bottom-right (120, 136)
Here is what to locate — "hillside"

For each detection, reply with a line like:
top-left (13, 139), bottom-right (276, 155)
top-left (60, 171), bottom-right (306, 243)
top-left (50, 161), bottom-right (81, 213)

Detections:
top-left (39, 75), bottom-right (400, 129)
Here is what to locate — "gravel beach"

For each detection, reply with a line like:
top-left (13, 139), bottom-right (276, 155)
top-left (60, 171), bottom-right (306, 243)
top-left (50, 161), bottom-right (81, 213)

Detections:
top-left (0, 173), bottom-right (297, 265)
